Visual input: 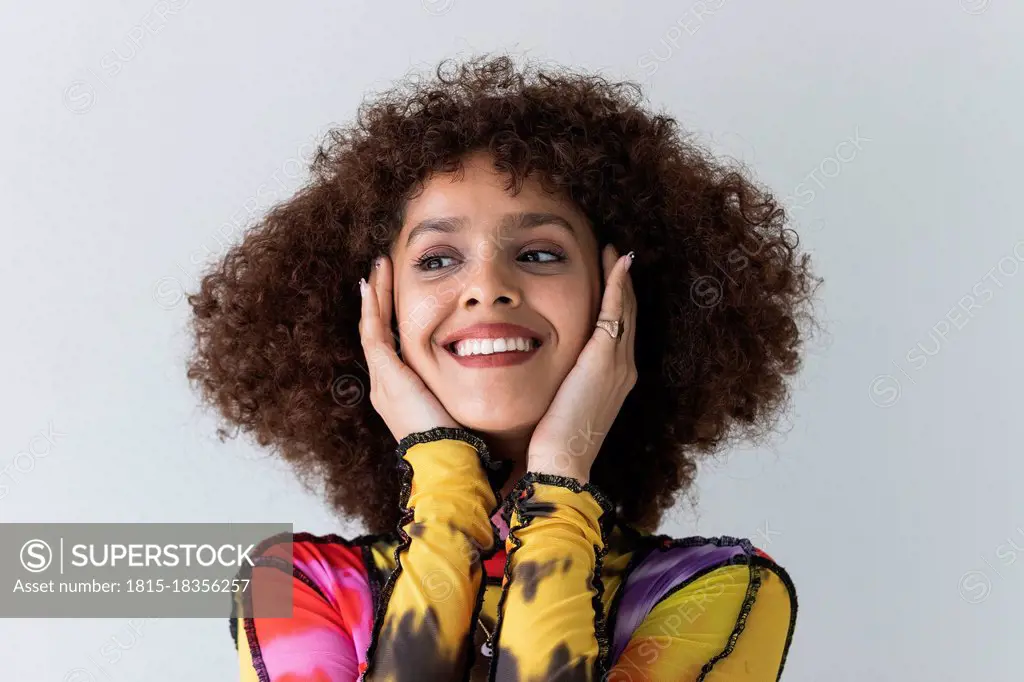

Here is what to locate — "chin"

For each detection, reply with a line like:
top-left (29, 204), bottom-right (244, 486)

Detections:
top-left (448, 403), bottom-right (541, 436)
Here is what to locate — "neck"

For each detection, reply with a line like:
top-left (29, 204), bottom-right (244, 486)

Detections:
top-left (498, 459), bottom-right (529, 501)
top-left (477, 427), bottom-right (532, 501)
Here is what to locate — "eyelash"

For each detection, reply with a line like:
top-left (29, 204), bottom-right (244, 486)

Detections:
top-left (414, 248), bottom-right (567, 271)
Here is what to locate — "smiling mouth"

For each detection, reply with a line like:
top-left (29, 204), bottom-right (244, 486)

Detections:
top-left (444, 337), bottom-right (543, 357)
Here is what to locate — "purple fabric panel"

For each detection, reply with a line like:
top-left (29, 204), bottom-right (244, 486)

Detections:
top-left (609, 542), bottom-right (747, 663)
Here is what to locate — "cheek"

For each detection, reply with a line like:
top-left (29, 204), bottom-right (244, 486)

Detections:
top-left (394, 280), bottom-right (457, 350)
top-left (536, 279), bottom-right (595, 347)
top-left (393, 289), bottom-right (432, 347)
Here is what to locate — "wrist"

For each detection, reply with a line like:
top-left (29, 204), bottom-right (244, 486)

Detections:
top-left (399, 426), bottom-right (514, 490)
top-left (524, 451), bottom-right (591, 484)
top-left (500, 471), bottom-right (614, 541)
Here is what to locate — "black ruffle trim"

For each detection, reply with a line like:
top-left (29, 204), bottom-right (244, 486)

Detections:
top-left (360, 442), bottom-right (418, 678)
top-left (363, 425), bottom-right (511, 682)
top-left (498, 471), bottom-right (616, 528)
top-left (228, 530), bottom-right (292, 659)
top-left (233, 550), bottom-right (315, 682)
top-left (486, 472), bottom-right (615, 681)
top-left (395, 426), bottom-right (515, 494)
top-left (591, 532), bottom-right (613, 679)
top-left (486, 507), bottom-right (521, 681)
top-left (695, 553), bottom-right (764, 682)
top-left (602, 525), bottom-right (652, 655)
top-left (462, 490), bottom-right (504, 678)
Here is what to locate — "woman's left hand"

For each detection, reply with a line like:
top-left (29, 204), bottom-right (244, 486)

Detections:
top-left (526, 244), bottom-right (638, 483)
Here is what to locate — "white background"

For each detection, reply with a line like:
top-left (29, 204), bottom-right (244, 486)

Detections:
top-left (1, 0), bottom-right (1021, 679)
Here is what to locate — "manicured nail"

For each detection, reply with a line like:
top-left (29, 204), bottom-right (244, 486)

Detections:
top-left (624, 251), bottom-right (635, 271)
top-left (359, 278), bottom-right (367, 297)
top-left (374, 257), bottom-right (381, 269)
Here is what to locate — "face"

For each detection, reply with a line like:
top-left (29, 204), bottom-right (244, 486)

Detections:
top-left (389, 150), bottom-right (602, 441)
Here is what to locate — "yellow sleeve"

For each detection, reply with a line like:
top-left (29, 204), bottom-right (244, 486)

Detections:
top-left (361, 426), bottom-right (509, 681)
top-left (238, 618), bottom-right (259, 682)
top-left (489, 473), bottom-right (615, 680)
top-left (607, 562), bottom-right (797, 681)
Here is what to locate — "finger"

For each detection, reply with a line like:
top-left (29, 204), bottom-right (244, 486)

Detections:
top-left (615, 248), bottom-right (635, 333)
top-left (603, 245), bottom-right (638, 368)
top-left (602, 243), bottom-right (619, 287)
top-left (621, 253), bottom-right (637, 363)
top-left (594, 246), bottom-right (629, 344)
top-left (614, 251), bottom-right (636, 360)
top-left (607, 244), bottom-right (634, 343)
top-left (373, 255), bottom-right (397, 347)
top-left (359, 272), bottom-right (396, 385)
top-left (357, 275), bottom-right (378, 373)
top-left (366, 261), bottom-right (396, 354)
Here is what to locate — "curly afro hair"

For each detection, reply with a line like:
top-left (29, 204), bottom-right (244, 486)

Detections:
top-left (186, 53), bottom-right (821, 535)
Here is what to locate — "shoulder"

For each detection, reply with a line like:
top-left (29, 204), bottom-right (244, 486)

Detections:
top-left (624, 532), bottom-right (794, 591)
top-left (650, 533), bottom-right (795, 616)
top-left (610, 528), bottom-right (794, 634)
top-left (238, 530), bottom-right (394, 579)
top-left (610, 532), bottom-right (797, 675)
top-left (621, 532), bottom-right (796, 617)
top-left (229, 530), bottom-right (398, 649)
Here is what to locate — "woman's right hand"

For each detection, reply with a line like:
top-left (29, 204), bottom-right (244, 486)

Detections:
top-left (358, 254), bottom-right (461, 442)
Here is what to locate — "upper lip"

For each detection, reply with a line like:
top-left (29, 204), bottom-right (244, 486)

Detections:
top-left (438, 322), bottom-right (544, 348)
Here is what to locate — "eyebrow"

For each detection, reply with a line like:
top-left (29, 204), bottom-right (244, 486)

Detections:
top-left (404, 211), bottom-right (577, 248)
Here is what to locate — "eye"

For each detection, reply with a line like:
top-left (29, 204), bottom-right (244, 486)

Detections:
top-left (415, 253), bottom-right (459, 271)
top-left (518, 249), bottom-right (565, 264)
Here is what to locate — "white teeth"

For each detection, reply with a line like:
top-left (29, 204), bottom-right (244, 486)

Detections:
top-left (453, 336), bottom-right (536, 357)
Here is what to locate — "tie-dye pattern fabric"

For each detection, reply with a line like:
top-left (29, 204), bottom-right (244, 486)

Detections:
top-left (231, 428), bottom-right (798, 681)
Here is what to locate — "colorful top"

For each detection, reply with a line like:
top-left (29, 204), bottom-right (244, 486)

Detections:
top-left (230, 427), bottom-right (798, 681)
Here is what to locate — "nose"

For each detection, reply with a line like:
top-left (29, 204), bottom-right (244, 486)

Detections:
top-left (457, 252), bottom-right (522, 310)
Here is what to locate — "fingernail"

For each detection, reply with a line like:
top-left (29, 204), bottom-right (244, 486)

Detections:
top-left (625, 251), bottom-right (635, 271)
top-left (374, 257), bottom-right (381, 269)
top-left (359, 278), bottom-right (367, 297)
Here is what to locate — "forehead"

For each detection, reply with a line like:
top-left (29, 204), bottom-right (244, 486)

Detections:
top-left (398, 153), bottom-right (593, 238)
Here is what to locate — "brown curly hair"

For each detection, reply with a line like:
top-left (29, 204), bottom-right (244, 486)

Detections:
top-left (185, 53), bottom-right (821, 535)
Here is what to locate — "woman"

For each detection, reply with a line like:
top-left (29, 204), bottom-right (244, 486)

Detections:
top-left (187, 54), bottom-right (819, 681)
